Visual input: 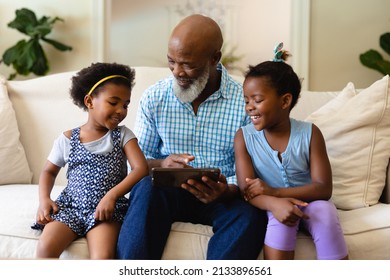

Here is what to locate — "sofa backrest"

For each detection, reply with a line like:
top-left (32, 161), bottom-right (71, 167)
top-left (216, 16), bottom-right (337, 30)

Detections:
top-left (5, 67), bottom-right (390, 204)
top-left (6, 67), bottom-right (172, 185)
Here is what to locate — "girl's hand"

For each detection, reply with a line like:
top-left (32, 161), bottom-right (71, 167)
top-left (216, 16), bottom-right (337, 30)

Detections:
top-left (244, 178), bottom-right (277, 200)
top-left (269, 197), bottom-right (309, 227)
top-left (36, 198), bottom-right (58, 225)
top-left (94, 194), bottom-right (116, 221)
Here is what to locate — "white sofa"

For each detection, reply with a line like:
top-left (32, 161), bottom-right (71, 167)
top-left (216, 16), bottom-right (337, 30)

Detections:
top-left (0, 67), bottom-right (389, 259)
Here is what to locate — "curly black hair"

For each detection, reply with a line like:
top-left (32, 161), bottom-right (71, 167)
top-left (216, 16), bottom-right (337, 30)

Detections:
top-left (245, 59), bottom-right (301, 111)
top-left (70, 62), bottom-right (135, 110)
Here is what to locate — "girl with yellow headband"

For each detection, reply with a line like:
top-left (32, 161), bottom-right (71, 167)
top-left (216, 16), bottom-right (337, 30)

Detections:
top-left (32, 62), bottom-right (149, 259)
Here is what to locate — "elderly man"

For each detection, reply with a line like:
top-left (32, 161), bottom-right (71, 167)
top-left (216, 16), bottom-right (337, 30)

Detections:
top-left (117, 14), bottom-right (266, 260)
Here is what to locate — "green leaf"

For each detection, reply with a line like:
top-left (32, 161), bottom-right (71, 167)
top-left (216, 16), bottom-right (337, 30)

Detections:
top-left (380, 32), bottom-right (390, 56)
top-left (13, 40), bottom-right (37, 75)
top-left (30, 41), bottom-right (49, 75)
top-left (46, 16), bottom-right (64, 25)
top-left (42, 38), bottom-right (73, 51)
top-left (8, 73), bottom-right (17, 80)
top-left (31, 16), bottom-right (63, 38)
top-left (2, 7), bottom-right (72, 79)
top-left (7, 8), bottom-right (38, 35)
top-left (360, 49), bottom-right (383, 65)
top-left (2, 39), bottom-right (44, 76)
top-left (2, 40), bottom-right (27, 65)
top-left (376, 60), bottom-right (390, 75)
top-left (2, 40), bottom-right (21, 66)
top-left (360, 49), bottom-right (389, 75)
top-left (27, 22), bottom-right (52, 38)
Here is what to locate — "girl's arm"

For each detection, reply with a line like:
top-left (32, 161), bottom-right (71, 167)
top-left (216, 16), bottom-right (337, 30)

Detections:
top-left (234, 128), bottom-right (309, 225)
top-left (95, 138), bottom-right (149, 221)
top-left (37, 161), bottom-right (61, 224)
top-left (108, 138), bottom-right (148, 198)
top-left (234, 128), bottom-right (275, 209)
top-left (234, 128), bottom-right (257, 195)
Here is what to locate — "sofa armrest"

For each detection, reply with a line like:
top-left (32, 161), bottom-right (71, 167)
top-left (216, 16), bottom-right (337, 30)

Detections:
top-left (380, 160), bottom-right (390, 204)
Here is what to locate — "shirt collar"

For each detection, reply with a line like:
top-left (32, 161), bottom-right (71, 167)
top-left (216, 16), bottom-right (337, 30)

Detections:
top-left (211, 63), bottom-right (229, 100)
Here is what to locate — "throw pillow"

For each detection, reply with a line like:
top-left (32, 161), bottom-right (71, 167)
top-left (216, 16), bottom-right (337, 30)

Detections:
top-left (305, 82), bottom-right (356, 118)
top-left (306, 75), bottom-right (390, 210)
top-left (0, 75), bottom-right (32, 184)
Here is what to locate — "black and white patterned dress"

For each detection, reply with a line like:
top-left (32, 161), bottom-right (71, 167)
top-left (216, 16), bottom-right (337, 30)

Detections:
top-left (51, 127), bottom-right (129, 236)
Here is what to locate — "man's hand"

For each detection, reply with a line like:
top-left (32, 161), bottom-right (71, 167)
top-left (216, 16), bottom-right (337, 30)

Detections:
top-left (161, 154), bottom-right (195, 168)
top-left (181, 173), bottom-right (231, 204)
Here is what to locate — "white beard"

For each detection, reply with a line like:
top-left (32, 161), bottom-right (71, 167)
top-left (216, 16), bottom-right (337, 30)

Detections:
top-left (173, 68), bottom-right (209, 103)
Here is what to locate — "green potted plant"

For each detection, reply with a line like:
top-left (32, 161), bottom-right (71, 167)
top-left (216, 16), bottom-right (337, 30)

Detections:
top-left (0, 8), bottom-right (72, 80)
top-left (221, 44), bottom-right (244, 73)
top-left (360, 32), bottom-right (390, 76)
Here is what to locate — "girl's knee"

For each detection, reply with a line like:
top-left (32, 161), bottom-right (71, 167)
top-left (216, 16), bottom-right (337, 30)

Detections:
top-left (305, 200), bottom-right (338, 225)
top-left (89, 250), bottom-right (116, 260)
top-left (36, 238), bottom-right (61, 258)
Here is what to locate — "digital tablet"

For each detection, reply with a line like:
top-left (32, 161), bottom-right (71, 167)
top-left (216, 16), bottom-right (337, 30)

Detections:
top-left (151, 167), bottom-right (221, 188)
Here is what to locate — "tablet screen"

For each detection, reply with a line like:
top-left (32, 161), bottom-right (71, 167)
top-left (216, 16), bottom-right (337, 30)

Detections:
top-left (151, 167), bottom-right (221, 188)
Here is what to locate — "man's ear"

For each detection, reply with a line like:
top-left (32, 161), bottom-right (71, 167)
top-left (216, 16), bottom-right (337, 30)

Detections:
top-left (212, 50), bottom-right (222, 65)
top-left (281, 93), bottom-right (292, 110)
top-left (84, 95), bottom-right (93, 109)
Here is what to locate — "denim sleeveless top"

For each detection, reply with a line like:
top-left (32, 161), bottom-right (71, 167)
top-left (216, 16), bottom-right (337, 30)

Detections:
top-left (52, 127), bottom-right (129, 236)
top-left (241, 118), bottom-right (312, 188)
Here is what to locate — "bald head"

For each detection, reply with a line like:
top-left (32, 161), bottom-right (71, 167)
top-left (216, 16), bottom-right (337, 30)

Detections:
top-left (169, 14), bottom-right (223, 57)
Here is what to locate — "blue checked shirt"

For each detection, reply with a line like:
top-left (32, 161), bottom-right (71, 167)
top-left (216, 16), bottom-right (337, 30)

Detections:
top-left (134, 64), bottom-right (250, 184)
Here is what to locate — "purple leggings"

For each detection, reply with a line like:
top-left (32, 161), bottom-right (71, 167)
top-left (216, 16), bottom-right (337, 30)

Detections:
top-left (264, 200), bottom-right (348, 260)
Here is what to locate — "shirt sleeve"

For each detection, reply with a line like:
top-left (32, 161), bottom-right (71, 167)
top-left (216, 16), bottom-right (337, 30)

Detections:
top-left (133, 86), bottom-right (164, 160)
top-left (120, 125), bottom-right (136, 147)
top-left (47, 133), bottom-right (70, 168)
top-left (227, 114), bottom-right (250, 185)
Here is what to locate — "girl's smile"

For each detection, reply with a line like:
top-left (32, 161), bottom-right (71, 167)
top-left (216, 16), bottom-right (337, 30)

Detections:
top-left (249, 114), bottom-right (262, 125)
top-left (243, 76), bottom-right (292, 132)
top-left (86, 83), bottom-right (131, 133)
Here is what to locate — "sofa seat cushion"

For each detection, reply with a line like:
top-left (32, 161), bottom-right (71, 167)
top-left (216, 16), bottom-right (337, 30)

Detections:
top-left (164, 222), bottom-right (318, 260)
top-left (338, 203), bottom-right (390, 234)
top-left (3, 184), bottom-right (390, 260)
top-left (0, 184), bottom-right (89, 259)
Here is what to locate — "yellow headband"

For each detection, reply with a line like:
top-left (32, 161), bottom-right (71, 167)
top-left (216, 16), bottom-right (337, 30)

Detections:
top-left (87, 75), bottom-right (129, 95)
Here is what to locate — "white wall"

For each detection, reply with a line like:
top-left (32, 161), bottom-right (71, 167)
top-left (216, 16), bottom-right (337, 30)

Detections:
top-left (1, 0), bottom-right (387, 91)
top-left (0, 0), bottom-right (100, 80)
top-left (0, 0), bottom-right (295, 81)
top-left (109, 0), bottom-right (293, 76)
top-left (309, 0), bottom-right (390, 90)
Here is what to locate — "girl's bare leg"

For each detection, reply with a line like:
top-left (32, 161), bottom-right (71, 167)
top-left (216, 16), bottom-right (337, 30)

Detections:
top-left (86, 221), bottom-right (121, 259)
top-left (264, 244), bottom-right (295, 260)
top-left (36, 221), bottom-right (78, 258)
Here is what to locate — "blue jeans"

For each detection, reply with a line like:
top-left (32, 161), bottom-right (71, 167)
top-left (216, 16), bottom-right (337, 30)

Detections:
top-left (117, 176), bottom-right (267, 259)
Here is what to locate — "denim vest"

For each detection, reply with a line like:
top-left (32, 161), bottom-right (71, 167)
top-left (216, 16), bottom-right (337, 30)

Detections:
top-left (242, 118), bottom-right (312, 188)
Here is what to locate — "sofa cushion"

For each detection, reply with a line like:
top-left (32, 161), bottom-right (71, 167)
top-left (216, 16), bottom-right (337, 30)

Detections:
top-left (6, 71), bottom-right (84, 185)
top-left (304, 82), bottom-right (356, 118)
top-left (0, 184), bottom-right (89, 259)
top-left (0, 75), bottom-right (32, 184)
top-left (306, 75), bottom-right (390, 210)
top-left (291, 90), bottom-right (348, 121)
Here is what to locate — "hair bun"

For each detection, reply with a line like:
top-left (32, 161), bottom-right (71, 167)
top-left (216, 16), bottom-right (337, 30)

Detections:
top-left (273, 42), bottom-right (291, 62)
